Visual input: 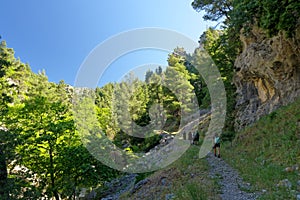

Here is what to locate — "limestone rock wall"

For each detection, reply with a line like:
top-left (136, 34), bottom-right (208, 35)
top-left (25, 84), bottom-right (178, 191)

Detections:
top-left (234, 26), bottom-right (300, 131)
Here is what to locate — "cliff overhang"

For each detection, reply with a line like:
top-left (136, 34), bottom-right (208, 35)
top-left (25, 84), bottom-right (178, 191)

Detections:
top-left (234, 26), bottom-right (300, 131)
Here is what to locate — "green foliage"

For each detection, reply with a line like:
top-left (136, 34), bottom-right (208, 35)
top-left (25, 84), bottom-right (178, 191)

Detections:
top-left (231, 0), bottom-right (300, 37)
top-left (191, 0), bottom-right (233, 22)
top-left (147, 72), bottom-right (180, 132)
top-left (57, 145), bottom-right (120, 199)
top-left (8, 78), bottom-right (79, 199)
top-left (2, 0), bottom-right (299, 197)
top-left (170, 48), bottom-right (212, 111)
top-left (95, 83), bottom-right (119, 140)
top-left (94, 56), bottom-right (203, 154)
top-left (192, 0), bottom-right (300, 37)
top-left (0, 40), bottom-right (37, 199)
top-left (197, 28), bottom-right (237, 141)
top-left (0, 41), bottom-right (121, 199)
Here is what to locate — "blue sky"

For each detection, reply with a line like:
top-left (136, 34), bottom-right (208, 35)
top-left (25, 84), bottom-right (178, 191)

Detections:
top-left (1, 0), bottom-right (215, 86)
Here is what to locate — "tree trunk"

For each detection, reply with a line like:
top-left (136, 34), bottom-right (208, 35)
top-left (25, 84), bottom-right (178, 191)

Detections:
top-left (0, 147), bottom-right (9, 200)
top-left (49, 143), bottom-right (59, 200)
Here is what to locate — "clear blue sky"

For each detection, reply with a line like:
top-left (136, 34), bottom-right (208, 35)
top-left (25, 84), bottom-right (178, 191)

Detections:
top-left (1, 0), bottom-right (215, 86)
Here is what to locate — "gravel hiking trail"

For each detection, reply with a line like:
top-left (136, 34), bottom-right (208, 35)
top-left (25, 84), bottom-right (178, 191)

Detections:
top-left (206, 152), bottom-right (259, 200)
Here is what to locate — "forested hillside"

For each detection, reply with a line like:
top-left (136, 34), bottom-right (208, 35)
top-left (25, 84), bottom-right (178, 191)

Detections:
top-left (1, 0), bottom-right (300, 199)
top-left (0, 41), bottom-right (122, 199)
top-left (0, 38), bottom-right (217, 199)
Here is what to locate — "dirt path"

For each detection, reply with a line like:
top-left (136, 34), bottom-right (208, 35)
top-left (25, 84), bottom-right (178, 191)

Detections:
top-left (206, 152), bottom-right (259, 200)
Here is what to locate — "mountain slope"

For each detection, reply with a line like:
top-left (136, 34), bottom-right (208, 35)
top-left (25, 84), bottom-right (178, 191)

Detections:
top-left (223, 97), bottom-right (300, 199)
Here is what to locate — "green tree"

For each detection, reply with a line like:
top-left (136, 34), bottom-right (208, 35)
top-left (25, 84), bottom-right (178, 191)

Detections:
top-left (8, 77), bottom-right (74, 199)
top-left (112, 73), bottom-right (153, 148)
top-left (230, 0), bottom-right (300, 36)
top-left (201, 28), bottom-right (237, 141)
top-left (191, 0), bottom-right (232, 22)
top-left (0, 40), bottom-right (35, 199)
top-left (192, 0), bottom-right (300, 37)
top-left (155, 66), bottom-right (163, 75)
top-left (0, 40), bottom-right (14, 200)
top-left (165, 53), bottom-right (197, 127)
top-left (147, 71), bottom-right (166, 131)
top-left (95, 83), bottom-right (119, 140)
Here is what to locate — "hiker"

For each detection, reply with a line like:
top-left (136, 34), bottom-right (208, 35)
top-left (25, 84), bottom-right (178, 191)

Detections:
top-left (183, 131), bottom-right (187, 140)
top-left (212, 134), bottom-right (221, 158)
top-left (193, 132), bottom-right (199, 145)
top-left (188, 132), bottom-right (193, 144)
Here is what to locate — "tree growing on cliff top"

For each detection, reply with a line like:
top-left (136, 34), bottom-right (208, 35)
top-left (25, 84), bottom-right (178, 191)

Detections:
top-left (192, 0), bottom-right (300, 36)
top-left (191, 0), bottom-right (232, 22)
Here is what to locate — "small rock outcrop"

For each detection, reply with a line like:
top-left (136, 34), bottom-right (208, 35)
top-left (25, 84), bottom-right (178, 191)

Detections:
top-left (100, 174), bottom-right (137, 200)
top-left (234, 25), bottom-right (300, 131)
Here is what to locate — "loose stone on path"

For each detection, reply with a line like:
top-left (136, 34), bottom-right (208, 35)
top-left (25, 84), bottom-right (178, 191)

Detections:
top-left (206, 152), bottom-right (259, 200)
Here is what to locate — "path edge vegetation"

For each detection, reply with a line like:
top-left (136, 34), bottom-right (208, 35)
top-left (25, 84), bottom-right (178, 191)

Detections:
top-left (222, 97), bottom-right (300, 199)
top-left (1, 0), bottom-right (300, 199)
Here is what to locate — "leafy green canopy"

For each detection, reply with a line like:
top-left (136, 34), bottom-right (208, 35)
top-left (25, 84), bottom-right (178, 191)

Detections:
top-left (0, 41), bottom-right (120, 199)
top-left (192, 0), bottom-right (300, 36)
top-left (192, 0), bottom-right (232, 22)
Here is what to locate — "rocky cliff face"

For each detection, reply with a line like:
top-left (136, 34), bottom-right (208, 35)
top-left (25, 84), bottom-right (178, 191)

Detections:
top-left (234, 26), bottom-right (300, 131)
